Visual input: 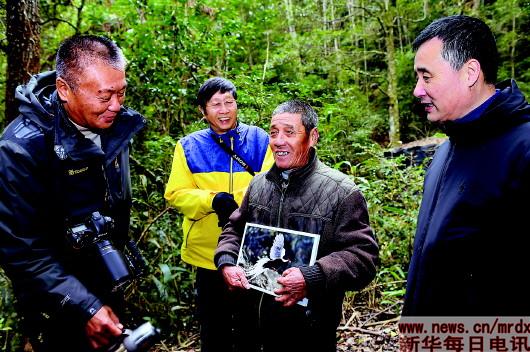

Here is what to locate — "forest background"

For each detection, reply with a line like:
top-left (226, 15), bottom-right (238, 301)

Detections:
top-left (0, 0), bottom-right (529, 350)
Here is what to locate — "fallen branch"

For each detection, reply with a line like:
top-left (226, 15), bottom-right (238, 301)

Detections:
top-left (338, 326), bottom-right (385, 337)
top-left (364, 316), bottom-right (400, 327)
top-left (360, 300), bottom-right (401, 328)
top-left (342, 310), bottom-right (361, 329)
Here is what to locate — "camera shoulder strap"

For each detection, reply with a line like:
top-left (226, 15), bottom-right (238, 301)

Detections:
top-left (211, 134), bottom-right (255, 176)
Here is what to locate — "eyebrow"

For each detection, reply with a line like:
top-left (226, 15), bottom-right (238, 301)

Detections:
top-left (97, 84), bottom-right (128, 94)
top-left (415, 67), bottom-right (431, 74)
top-left (270, 123), bottom-right (296, 130)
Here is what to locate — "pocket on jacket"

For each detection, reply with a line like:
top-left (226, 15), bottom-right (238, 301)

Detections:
top-left (287, 213), bottom-right (327, 235)
top-left (248, 203), bottom-right (272, 226)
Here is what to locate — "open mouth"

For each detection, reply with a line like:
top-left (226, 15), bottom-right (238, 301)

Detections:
top-left (276, 151), bottom-right (289, 156)
top-left (421, 102), bottom-right (435, 112)
top-left (100, 115), bottom-right (116, 122)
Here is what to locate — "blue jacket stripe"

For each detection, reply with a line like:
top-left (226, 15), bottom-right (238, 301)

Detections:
top-left (181, 123), bottom-right (269, 174)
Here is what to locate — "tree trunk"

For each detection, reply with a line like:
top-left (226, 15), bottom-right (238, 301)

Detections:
top-left (510, 4), bottom-right (516, 78)
top-left (383, 5), bottom-right (400, 146)
top-left (330, 0), bottom-right (338, 51)
top-left (283, 0), bottom-right (296, 40)
top-left (346, 0), bottom-right (359, 84)
top-left (471, 0), bottom-right (481, 17)
top-left (5, 0), bottom-right (41, 123)
top-left (322, 0), bottom-right (328, 54)
top-left (386, 32), bottom-right (401, 146)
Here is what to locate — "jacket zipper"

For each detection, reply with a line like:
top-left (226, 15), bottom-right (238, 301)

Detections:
top-left (276, 181), bottom-right (289, 227)
top-left (101, 165), bottom-right (111, 206)
top-left (259, 178), bottom-right (289, 330)
top-left (229, 136), bottom-right (234, 194)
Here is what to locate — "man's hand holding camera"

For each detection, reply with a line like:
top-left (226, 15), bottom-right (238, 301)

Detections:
top-left (85, 305), bottom-right (123, 350)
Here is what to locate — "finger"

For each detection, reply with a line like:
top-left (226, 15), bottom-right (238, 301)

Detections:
top-left (232, 277), bottom-right (248, 289)
top-left (237, 273), bottom-right (250, 289)
top-left (275, 293), bottom-right (290, 303)
top-left (88, 333), bottom-right (108, 350)
top-left (275, 295), bottom-right (285, 303)
top-left (104, 320), bottom-right (123, 336)
top-left (106, 308), bottom-right (123, 331)
top-left (274, 286), bottom-right (288, 295)
top-left (276, 276), bottom-right (288, 286)
top-left (284, 298), bottom-right (296, 307)
top-left (281, 267), bottom-right (295, 276)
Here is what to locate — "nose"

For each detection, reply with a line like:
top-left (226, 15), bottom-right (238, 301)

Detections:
top-left (218, 103), bottom-right (230, 114)
top-left (108, 95), bottom-right (122, 112)
top-left (272, 132), bottom-right (286, 147)
top-left (413, 80), bottom-right (425, 98)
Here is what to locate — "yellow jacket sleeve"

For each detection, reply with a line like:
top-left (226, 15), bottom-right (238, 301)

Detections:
top-left (164, 142), bottom-right (216, 220)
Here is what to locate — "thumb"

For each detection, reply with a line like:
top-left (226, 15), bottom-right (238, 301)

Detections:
top-left (281, 267), bottom-right (295, 277)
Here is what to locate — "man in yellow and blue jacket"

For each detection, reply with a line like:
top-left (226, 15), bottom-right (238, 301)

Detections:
top-left (165, 77), bottom-right (273, 352)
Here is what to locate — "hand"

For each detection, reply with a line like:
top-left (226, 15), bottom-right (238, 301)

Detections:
top-left (85, 305), bottom-right (123, 350)
top-left (221, 265), bottom-right (250, 290)
top-left (212, 192), bottom-right (239, 227)
top-left (274, 267), bottom-right (307, 307)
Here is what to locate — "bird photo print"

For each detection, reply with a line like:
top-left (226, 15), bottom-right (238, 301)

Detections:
top-left (237, 223), bottom-right (320, 306)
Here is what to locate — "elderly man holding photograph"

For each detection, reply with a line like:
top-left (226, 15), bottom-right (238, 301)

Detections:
top-left (215, 100), bottom-right (378, 352)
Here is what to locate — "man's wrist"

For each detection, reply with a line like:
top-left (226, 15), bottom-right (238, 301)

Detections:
top-left (299, 263), bottom-right (325, 296)
top-left (216, 254), bottom-right (237, 269)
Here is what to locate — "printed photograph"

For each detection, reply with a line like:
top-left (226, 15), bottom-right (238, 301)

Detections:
top-left (237, 223), bottom-right (320, 306)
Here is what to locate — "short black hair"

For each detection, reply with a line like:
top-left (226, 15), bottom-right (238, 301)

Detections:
top-left (56, 34), bottom-right (126, 90)
top-left (197, 77), bottom-right (237, 110)
top-left (412, 15), bottom-right (498, 84)
top-left (272, 100), bottom-right (318, 135)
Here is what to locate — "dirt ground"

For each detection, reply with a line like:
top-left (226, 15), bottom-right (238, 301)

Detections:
top-left (153, 305), bottom-right (401, 352)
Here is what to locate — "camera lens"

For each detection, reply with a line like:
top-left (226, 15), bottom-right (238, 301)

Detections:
top-left (95, 240), bottom-right (131, 291)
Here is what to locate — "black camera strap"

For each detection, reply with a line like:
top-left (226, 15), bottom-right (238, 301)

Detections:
top-left (211, 134), bottom-right (255, 176)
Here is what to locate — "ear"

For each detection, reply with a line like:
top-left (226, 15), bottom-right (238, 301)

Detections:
top-left (198, 106), bottom-right (205, 116)
top-left (465, 59), bottom-right (481, 87)
top-left (56, 77), bottom-right (70, 102)
top-left (309, 128), bottom-right (319, 147)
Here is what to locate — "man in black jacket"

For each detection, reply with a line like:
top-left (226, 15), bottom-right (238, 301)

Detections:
top-left (0, 35), bottom-right (145, 350)
top-left (404, 16), bottom-right (530, 315)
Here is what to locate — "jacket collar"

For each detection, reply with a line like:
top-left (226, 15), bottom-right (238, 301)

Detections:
top-left (442, 79), bottom-right (530, 143)
top-left (266, 147), bottom-right (318, 185)
top-left (52, 94), bottom-right (146, 164)
top-left (208, 122), bottom-right (244, 142)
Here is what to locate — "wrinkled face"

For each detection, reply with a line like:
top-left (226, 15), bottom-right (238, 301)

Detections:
top-left (269, 112), bottom-right (318, 170)
top-left (413, 38), bottom-right (472, 122)
top-left (57, 62), bottom-right (127, 130)
top-left (201, 91), bottom-right (237, 134)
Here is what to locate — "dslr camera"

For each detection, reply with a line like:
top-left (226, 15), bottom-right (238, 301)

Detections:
top-left (66, 211), bottom-right (146, 292)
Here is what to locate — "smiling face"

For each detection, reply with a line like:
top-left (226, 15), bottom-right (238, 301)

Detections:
top-left (201, 91), bottom-right (238, 134)
top-left (413, 38), bottom-right (474, 122)
top-left (269, 112), bottom-right (318, 170)
top-left (57, 61), bottom-right (127, 130)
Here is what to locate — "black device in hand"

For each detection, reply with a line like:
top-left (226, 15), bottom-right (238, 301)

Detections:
top-left (107, 322), bottom-right (160, 352)
top-left (212, 192), bottom-right (239, 228)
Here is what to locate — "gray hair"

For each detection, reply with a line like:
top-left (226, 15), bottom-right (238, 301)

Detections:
top-left (56, 34), bottom-right (127, 90)
top-left (272, 100), bottom-right (318, 134)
